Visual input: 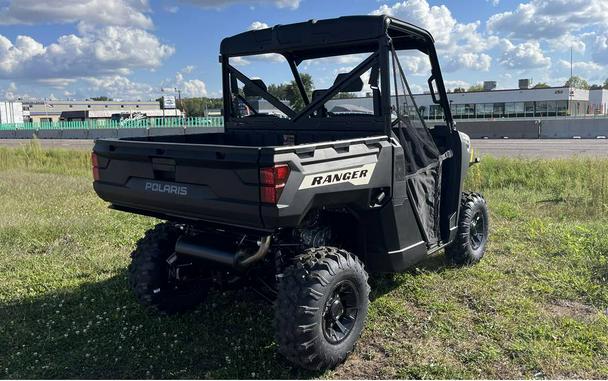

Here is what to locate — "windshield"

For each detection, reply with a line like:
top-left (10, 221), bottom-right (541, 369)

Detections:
top-left (223, 43), bottom-right (449, 131)
top-left (226, 51), bottom-right (381, 122)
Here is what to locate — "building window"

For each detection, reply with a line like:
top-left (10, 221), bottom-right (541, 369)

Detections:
top-left (429, 105), bottom-right (443, 120)
top-left (524, 102), bottom-right (534, 117)
top-left (476, 103), bottom-right (492, 118)
top-left (514, 102), bottom-right (525, 117)
top-left (464, 104), bottom-right (475, 119)
top-left (493, 103), bottom-right (505, 118)
top-left (536, 101), bottom-right (548, 117)
top-left (547, 101), bottom-right (557, 117)
top-left (556, 100), bottom-right (568, 116)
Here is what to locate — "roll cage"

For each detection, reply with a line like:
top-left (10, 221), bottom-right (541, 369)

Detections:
top-left (220, 15), bottom-right (454, 133)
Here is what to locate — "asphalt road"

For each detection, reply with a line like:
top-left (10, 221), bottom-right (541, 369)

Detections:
top-left (0, 138), bottom-right (607, 158)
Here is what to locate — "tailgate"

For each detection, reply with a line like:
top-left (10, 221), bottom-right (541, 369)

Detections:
top-left (93, 139), bottom-right (263, 227)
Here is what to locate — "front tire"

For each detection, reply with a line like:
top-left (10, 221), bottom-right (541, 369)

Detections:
top-left (275, 247), bottom-right (370, 370)
top-left (446, 192), bottom-right (489, 265)
top-left (128, 222), bottom-right (208, 314)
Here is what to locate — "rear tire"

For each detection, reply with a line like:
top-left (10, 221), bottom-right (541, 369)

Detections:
top-left (446, 192), bottom-right (489, 265)
top-left (128, 222), bottom-right (208, 314)
top-left (275, 247), bottom-right (370, 370)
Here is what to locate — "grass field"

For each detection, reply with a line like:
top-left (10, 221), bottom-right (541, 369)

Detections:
top-left (0, 142), bottom-right (607, 379)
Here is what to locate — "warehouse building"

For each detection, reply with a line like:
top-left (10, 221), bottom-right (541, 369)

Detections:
top-left (327, 82), bottom-right (608, 120)
top-left (21, 100), bottom-right (169, 123)
top-left (0, 101), bottom-right (24, 124)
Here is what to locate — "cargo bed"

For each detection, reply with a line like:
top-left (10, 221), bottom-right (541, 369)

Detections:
top-left (92, 131), bottom-right (388, 230)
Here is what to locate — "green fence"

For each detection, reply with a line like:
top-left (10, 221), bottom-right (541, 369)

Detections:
top-left (0, 117), bottom-right (224, 131)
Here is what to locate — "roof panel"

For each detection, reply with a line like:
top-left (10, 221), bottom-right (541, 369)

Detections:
top-left (220, 15), bottom-right (433, 60)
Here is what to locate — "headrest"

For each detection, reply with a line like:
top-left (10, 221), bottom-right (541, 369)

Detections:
top-left (243, 79), bottom-right (267, 97)
top-left (312, 89), bottom-right (328, 101)
top-left (334, 73), bottom-right (363, 92)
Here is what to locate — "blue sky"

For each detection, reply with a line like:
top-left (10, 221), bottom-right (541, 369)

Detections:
top-left (0, 0), bottom-right (607, 101)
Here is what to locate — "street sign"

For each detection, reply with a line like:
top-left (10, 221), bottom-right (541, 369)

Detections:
top-left (163, 95), bottom-right (176, 109)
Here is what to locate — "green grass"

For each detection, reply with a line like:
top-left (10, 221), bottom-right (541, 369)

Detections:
top-left (0, 141), bottom-right (607, 379)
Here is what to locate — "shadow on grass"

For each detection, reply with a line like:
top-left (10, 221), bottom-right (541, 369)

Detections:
top-left (2, 253), bottom-right (453, 379)
top-left (369, 252), bottom-right (450, 301)
top-left (0, 270), bottom-right (321, 379)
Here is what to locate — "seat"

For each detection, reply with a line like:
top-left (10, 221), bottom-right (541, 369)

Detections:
top-left (333, 73), bottom-right (364, 92)
top-left (312, 89), bottom-right (329, 117)
top-left (243, 79), bottom-right (268, 98)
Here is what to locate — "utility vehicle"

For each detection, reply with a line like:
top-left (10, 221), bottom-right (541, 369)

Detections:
top-left (92, 15), bottom-right (489, 370)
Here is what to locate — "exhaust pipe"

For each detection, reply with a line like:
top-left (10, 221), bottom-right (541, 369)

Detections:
top-left (175, 235), bottom-right (272, 268)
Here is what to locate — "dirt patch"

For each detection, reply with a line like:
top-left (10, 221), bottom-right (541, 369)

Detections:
top-left (545, 299), bottom-right (597, 321)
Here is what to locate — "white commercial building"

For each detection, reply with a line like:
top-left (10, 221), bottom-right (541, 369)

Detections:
top-left (328, 86), bottom-right (607, 120)
top-left (22, 100), bottom-right (162, 123)
top-left (0, 101), bottom-right (24, 124)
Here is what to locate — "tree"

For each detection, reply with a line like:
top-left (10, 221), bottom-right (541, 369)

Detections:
top-left (603, 78), bottom-right (608, 89)
top-left (91, 96), bottom-right (112, 101)
top-left (467, 84), bottom-right (484, 92)
top-left (284, 73), bottom-right (314, 112)
top-left (158, 97), bottom-right (224, 117)
top-left (453, 87), bottom-right (466, 93)
top-left (590, 84), bottom-right (603, 90)
top-left (565, 76), bottom-right (589, 89)
top-left (532, 82), bottom-right (550, 89)
top-left (267, 83), bottom-right (288, 100)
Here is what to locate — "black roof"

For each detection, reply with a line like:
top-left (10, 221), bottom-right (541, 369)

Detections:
top-left (220, 15), bottom-right (434, 62)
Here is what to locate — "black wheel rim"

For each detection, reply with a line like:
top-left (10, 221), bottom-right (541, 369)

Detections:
top-left (322, 280), bottom-right (359, 344)
top-left (469, 211), bottom-right (486, 250)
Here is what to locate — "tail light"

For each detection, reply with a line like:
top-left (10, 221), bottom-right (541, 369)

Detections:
top-left (91, 152), bottom-right (100, 181)
top-left (260, 164), bottom-right (290, 204)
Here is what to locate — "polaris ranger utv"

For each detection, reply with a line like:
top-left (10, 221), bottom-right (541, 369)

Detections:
top-left (92, 15), bottom-right (489, 370)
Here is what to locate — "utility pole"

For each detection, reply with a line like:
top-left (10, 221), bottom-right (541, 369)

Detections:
top-left (570, 46), bottom-right (573, 80)
top-left (177, 88), bottom-right (184, 126)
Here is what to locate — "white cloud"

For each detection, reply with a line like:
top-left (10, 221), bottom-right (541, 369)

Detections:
top-left (409, 83), bottom-right (424, 94)
top-left (557, 59), bottom-right (603, 73)
top-left (591, 33), bottom-right (608, 65)
top-left (249, 21), bottom-right (269, 30)
top-left (444, 53), bottom-right (492, 72)
top-left (230, 56), bottom-right (250, 66)
top-left (179, 0), bottom-right (299, 10)
top-left (183, 79), bottom-right (208, 97)
top-left (181, 65), bottom-right (195, 74)
top-left (84, 75), bottom-right (155, 99)
top-left (444, 80), bottom-right (471, 89)
top-left (398, 54), bottom-right (432, 75)
top-left (168, 67), bottom-right (208, 98)
top-left (547, 33), bottom-right (587, 54)
top-left (372, 0), bottom-right (498, 72)
top-left (2, 81), bottom-right (17, 100)
top-left (487, 0), bottom-right (608, 40)
top-left (0, 0), bottom-right (153, 29)
top-left (499, 40), bottom-right (551, 69)
top-left (37, 78), bottom-right (78, 89)
top-left (0, 26), bottom-right (174, 80)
